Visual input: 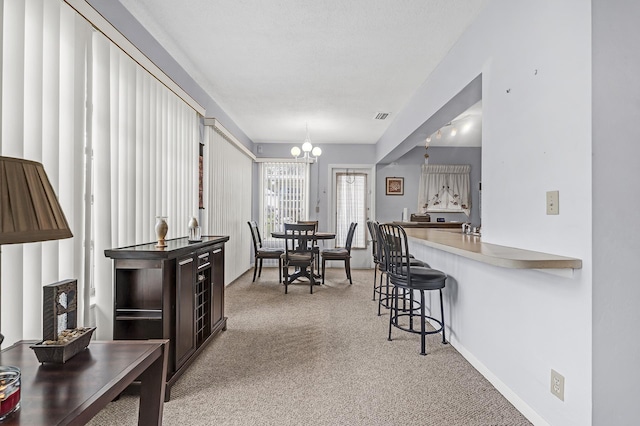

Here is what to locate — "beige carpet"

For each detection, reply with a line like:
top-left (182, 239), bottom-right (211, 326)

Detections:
top-left (88, 267), bottom-right (531, 426)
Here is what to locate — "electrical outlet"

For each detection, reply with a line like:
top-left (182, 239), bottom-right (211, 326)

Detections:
top-left (550, 369), bottom-right (565, 401)
top-left (546, 190), bottom-right (559, 215)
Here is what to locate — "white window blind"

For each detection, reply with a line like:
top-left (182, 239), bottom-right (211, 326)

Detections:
top-left (0, 0), bottom-right (91, 344)
top-left (1, 0), bottom-right (200, 344)
top-left (335, 172), bottom-right (367, 248)
top-left (204, 125), bottom-right (252, 285)
top-left (90, 30), bottom-right (199, 340)
top-left (260, 162), bottom-right (309, 245)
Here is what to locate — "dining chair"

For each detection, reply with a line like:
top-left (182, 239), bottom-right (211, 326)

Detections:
top-left (378, 223), bottom-right (447, 355)
top-left (247, 221), bottom-right (284, 283)
top-left (282, 223), bottom-right (317, 294)
top-left (321, 222), bottom-right (357, 284)
top-left (296, 220), bottom-right (318, 231)
top-left (297, 220), bottom-right (320, 272)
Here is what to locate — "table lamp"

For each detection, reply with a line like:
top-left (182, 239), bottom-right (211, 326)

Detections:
top-left (0, 156), bottom-right (73, 420)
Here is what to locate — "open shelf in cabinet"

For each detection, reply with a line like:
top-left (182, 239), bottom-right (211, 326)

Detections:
top-left (105, 236), bottom-right (229, 401)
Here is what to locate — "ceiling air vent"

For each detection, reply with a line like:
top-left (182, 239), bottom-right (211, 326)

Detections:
top-left (374, 112), bottom-right (390, 120)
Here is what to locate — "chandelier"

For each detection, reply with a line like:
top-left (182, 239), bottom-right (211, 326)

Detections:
top-left (291, 124), bottom-right (322, 163)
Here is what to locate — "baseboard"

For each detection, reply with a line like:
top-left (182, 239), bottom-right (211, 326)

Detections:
top-left (421, 312), bottom-right (548, 425)
top-left (448, 336), bottom-right (549, 426)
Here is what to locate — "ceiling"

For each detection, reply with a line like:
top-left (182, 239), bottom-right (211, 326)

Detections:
top-left (427, 100), bottom-right (482, 148)
top-left (118, 0), bottom-right (488, 146)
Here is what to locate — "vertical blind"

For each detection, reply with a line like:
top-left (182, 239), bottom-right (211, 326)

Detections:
top-left (335, 172), bottom-right (367, 248)
top-left (204, 125), bottom-right (252, 285)
top-left (91, 30), bottom-right (199, 339)
top-left (0, 0), bottom-right (200, 344)
top-left (0, 0), bottom-right (90, 344)
top-left (260, 162), bottom-right (309, 246)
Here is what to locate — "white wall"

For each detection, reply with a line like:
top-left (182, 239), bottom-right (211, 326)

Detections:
top-left (382, 1), bottom-right (592, 424)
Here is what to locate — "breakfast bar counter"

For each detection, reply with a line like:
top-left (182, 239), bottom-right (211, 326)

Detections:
top-left (403, 228), bottom-right (582, 269)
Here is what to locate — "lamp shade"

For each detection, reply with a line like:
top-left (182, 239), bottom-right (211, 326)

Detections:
top-left (0, 156), bottom-right (72, 244)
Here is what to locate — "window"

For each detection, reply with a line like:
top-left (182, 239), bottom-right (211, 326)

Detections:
top-left (335, 172), bottom-right (367, 248)
top-left (418, 164), bottom-right (471, 216)
top-left (1, 0), bottom-right (203, 344)
top-left (260, 162), bottom-right (309, 245)
top-left (0, 0), bottom-right (92, 342)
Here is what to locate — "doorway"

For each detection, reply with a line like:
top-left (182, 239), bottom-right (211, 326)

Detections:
top-left (328, 165), bottom-right (375, 269)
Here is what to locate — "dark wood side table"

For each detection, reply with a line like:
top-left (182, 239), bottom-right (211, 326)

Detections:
top-left (0, 339), bottom-right (168, 425)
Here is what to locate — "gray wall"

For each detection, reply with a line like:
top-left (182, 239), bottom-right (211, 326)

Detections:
top-left (251, 143), bottom-right (481, 230)
top-left (376, 146), bottom-right (481, 225)
top-left (251, 144), bottom-right (377, 231)
top-left (592, 0), bottom-right (640, 423)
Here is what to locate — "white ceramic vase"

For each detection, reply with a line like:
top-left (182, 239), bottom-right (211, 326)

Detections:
top-left (155, 216), bottom-right (168, 247)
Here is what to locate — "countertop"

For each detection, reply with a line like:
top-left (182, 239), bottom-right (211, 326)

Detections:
top-left (404, 228), bottom-right (582, 269)
top-left (104, 235), bottom-right (229, 260)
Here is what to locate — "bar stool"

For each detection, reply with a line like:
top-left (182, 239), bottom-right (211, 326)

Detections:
top-left (366, 220), bottom-right (382, 301)
top-left (378, 223), bottom-right (447, 356)
top-left (373, 221), bottom-right (429, 316)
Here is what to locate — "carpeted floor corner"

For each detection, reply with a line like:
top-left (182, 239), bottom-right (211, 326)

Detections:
top-left (88, 267), bottom-right (531, 426)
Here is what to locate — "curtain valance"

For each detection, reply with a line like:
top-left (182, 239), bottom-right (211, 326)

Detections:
top-left (418, 164), bottom-right (471, 216)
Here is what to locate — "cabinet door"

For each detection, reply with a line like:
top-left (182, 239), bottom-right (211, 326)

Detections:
top-left (176, 255), bottom-right (196, 368)
top-left (211, 247), bottom-right (225, 328)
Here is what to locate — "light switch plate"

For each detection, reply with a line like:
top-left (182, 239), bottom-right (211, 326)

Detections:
top-left (546, 190), bottom-right (559, 215)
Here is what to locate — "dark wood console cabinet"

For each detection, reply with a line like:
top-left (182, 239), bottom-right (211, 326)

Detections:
top-left (105, 236), bottom-right (229, 400)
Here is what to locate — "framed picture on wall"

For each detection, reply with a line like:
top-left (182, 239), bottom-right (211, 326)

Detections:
top-left (385, 177), bottom-right (404, 195)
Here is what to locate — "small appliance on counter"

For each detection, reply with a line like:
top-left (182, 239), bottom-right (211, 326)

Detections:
top-left (410, 213), bottom-right (431, 222)
top-left (462, 223), bottom-right (481, 236)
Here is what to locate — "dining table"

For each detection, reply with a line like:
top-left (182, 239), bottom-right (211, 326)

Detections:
top-left (271, 231), bottom-right (336, 241)
top-left (271, 231), bottom-right (336, 281)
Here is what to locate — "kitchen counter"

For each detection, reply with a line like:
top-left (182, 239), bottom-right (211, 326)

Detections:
top-left (404, 228), bottom-right (582, 269)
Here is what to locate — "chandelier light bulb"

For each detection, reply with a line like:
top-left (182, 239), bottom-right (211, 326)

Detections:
top-left (462, 122), bottom-right (472, 133)
top-left (292, 124), bottom-right (321, 162)
top-left (426, 136), bottom-right (431, 144)
top-left (436, 130), bottom-right (442, 139)
top-left (450, 127), bottom-right (457, 137)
